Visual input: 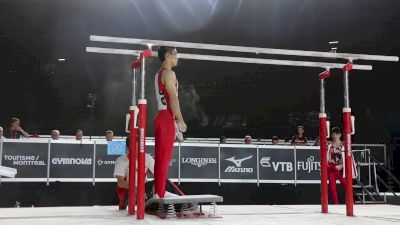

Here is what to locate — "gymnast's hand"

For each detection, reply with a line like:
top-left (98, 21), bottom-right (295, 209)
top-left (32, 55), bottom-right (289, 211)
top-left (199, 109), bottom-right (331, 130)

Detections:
top-left (335, 164), bottom-right (343, 170)
top-left (177, 120), bottom-right (187, 133)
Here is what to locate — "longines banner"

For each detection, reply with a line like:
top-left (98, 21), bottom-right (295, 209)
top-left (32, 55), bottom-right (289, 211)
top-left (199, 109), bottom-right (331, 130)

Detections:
top-left (0, 140), bottom-right (367, 183)
top-left (180, 144), bottom-right (218, 179)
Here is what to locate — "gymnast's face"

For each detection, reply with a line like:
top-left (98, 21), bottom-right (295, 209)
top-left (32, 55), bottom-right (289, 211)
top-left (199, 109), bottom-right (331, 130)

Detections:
top-left (331, 132), bottom-right (341, 141)
top-left (167, 49), bottom-right (179, 67)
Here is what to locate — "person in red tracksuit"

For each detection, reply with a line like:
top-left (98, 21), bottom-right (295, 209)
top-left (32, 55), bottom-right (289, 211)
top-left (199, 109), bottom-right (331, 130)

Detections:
top-left (153, 46), bottom-right (187, 199)
top-left (327, 127), bottom-right (347, 204)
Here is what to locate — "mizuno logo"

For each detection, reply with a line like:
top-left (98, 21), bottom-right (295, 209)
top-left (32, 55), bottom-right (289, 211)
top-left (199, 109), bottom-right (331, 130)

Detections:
top-left (225, 155), bottom-right (253, 167)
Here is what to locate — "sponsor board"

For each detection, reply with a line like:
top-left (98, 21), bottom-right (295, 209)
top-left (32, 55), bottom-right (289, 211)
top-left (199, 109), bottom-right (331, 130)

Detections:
top-left (220, 147), bottom-right (256, 180)
top-left (295, 149), bottom-right (321, 180)
top-left (0, 141), bottom-right (325, 182)
top-left (96, 144), bottom-right (119, 178)
top-left (258, 148), bottom-right (295, 181)
top-left (180, 146), bottom-right (219, 179)
top-left (50, 143), bottom-right (93, 178)
top-left (224, 155), bottom-right (254, 173)
top-left (259, 156), bottom-right (293, 172)
top-left (1, 142), bottom-right (48, 178)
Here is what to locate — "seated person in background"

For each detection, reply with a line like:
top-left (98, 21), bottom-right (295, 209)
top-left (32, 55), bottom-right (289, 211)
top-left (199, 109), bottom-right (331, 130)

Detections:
top-left (271, 136), bottom-right (279, 145)
top-left (291, 125), bottom-right (308, 146)
top-left (51, 130), bottom-right (60, 140)
top-left (113, 137), bottom-right (179, 210)
top-left (75, 129), bottom-right (83, 141)
top-left (220, 136), bottom-right (227, 144)
top-left (6, 117), bottom-right (29, 139)
top-left (0, 126), bottom-right (4, 139)
top-left (106, 130), bottom-right (114, 141)
top-left (244, 135), bottom-right (252, 144)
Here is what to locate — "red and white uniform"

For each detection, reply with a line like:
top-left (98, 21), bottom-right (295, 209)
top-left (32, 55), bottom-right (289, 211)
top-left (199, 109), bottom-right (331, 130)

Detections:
top-left (113, 154), bottom-right (154, 208)
top-left (153, 68), bottom-right (178, 198)
top-left (327, 142), bottom-right (346, 204)
top-left (327, 142), bottom-right (357, 204)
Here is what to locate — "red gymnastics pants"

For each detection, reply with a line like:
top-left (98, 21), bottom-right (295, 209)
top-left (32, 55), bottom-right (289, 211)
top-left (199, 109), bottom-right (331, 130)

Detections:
top-left (116, 187), bottom-right (127, 208)
top-left (328, 163), bottom-right (346, 204)
top-left (154, 110), bottom-right (175, 198)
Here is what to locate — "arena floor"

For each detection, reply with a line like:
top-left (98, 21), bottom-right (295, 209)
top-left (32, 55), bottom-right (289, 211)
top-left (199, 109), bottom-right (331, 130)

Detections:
top-left (1, 204), bottom-right (399, 225)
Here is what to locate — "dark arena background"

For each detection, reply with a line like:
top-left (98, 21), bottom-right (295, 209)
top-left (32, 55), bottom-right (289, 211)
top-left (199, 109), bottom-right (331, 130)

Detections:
top-left (1, 0), bottom-right (400, 221)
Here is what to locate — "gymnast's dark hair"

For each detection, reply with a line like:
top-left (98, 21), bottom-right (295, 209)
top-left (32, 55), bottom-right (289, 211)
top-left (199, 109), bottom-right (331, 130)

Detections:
top-left (158, 46), bottom-right (176, 61)
top-left (331, 127), bottom-right (342, 134)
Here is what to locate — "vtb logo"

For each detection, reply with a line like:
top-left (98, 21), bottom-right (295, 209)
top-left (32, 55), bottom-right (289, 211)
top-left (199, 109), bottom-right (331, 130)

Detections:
top-left (260, 157), bottom-right (293, 172)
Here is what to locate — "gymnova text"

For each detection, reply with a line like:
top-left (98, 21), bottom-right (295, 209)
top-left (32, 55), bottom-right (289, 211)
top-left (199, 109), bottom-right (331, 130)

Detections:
top-left (51, 158), bottom-right (92, 165)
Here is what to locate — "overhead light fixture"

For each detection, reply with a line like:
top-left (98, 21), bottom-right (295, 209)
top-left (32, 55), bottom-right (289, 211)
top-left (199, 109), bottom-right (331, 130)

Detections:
top-left (58, 58), bottom-right (66, 61)
top-left (329, 41), bottom-right (339, 45)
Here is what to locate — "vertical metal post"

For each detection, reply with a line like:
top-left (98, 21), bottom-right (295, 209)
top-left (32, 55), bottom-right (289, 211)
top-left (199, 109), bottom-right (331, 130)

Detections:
top-left (218, 144), bottom-right (221, 186)
top-left (128, 62), bottom-right (140, 216)
top-left (318, 69), bottom-right (330, 213)
top-left (368, 149), bottom-right (371, 186)
top-left (47, 139), bottom-right (51, 186)
top-left (342, 60), bottom-right (354, 216)
top-left (257, 146), bottom-right (259, 187)
top-left (137, 47), bottom-right (152, 220)
top-left (383, 145), bottom-right (387, 166)
top-left (132, 63), bottom-right (137, 106)
top-left (92, 140), bottom-right (96, 186)
top-left (178, 143), bottom-right (181, 185)
top-left (294, 146), bottom-right (297, 187)
top-left (0, 138), bottom-right (3, 167)
top-left (0, 138), bottom-right (3, 185)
